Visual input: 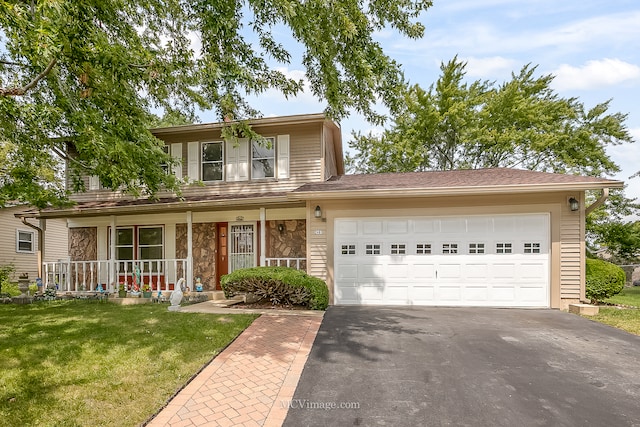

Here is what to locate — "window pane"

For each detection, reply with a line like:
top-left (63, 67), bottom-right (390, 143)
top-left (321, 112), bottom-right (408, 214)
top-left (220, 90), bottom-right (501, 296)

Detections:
top-left (252, 141), bottom-right (274, 158)
top-left (140, 246), bottom-right (162, 260)
top-left (202, 142), bottom-right (222, 161)
top-left (202, 163), bottom-right (223, 181)
top-left (117, 247), bottom-right (133, 260)
top-left (18, 231), bottom-right (32, 242)
top-left (139, 227), bottom-right (162, 245)
top-left (18, 241), bottom-right (32, 251)
top-left (252, 159), bottom-right (275, 178)
top-left (117, 229), bottom-right (133, 245)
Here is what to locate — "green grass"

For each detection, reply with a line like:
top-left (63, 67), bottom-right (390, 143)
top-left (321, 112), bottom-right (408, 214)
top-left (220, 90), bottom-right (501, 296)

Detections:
top-left (587, 307), bottom-right (640, 336)
top-left (604, 286), bottom-right (640, 307)
top-left (0, 300), bottom-right (258, 427)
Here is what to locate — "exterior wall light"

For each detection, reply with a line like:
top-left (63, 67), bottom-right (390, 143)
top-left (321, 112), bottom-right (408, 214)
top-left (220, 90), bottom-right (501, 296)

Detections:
top-left (277, 223), bottom-right (285, 233)
top-left (314, 205), bottom-right (322, 219)
top-left (568, 197), bottom-right (579, 212)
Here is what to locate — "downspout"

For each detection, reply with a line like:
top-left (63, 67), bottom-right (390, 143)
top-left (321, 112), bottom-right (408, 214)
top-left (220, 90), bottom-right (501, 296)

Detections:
top-left (20, 217), bottom-right (44, 278)
top-left (585, 188), bottom-right (609, 216)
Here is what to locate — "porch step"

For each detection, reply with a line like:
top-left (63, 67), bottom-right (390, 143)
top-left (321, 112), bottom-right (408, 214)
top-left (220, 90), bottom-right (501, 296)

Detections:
top-left (569, 303), bottom-right (600, 316)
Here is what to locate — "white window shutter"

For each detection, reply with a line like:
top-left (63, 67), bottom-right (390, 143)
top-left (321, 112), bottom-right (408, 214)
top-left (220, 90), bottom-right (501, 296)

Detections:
top-left (225, 140), bottom-right (238, 181)
top-left (187, 141), bottom-right (199, 180)
top-left (237, 138), bottom-right (249, 181)
top-left (171, 143), bottom-right (183, 179)
top-left (89, 175), bottom-right (100, 190)
top-left (277, 134), bottom-right (290, 179)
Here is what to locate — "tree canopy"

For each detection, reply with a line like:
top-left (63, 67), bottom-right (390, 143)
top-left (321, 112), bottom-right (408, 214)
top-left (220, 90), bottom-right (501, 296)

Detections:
top-left (347, 57), bottom-right (639, 261)
top-left (0, 0), bottom-right (431, 208)
top-left (347, 57), bottom-right (633, 176)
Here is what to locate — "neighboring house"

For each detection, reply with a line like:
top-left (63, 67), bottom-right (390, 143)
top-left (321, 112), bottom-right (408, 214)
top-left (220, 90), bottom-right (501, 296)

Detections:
top-left (0, 205), bottom-right (68, 282)
top-left (24, 113), bottom-right (623, 310)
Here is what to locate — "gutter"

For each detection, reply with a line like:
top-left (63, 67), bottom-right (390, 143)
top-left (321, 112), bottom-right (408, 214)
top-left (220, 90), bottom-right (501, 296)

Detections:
top-left (585, 188), bottom-right (609, 216)
top-left (288, 182), bottom-right (625, 201)
top-left (18, 216), bottom-right (44, 278)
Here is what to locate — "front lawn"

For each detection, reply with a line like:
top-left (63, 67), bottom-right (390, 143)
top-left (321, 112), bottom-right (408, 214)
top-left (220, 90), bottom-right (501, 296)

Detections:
top-left (587, 307), bottom-right (640, 336)
top-left (0, 300), bottom-right (258, 427)
top-left (604, 286), bottom-right (640, 307)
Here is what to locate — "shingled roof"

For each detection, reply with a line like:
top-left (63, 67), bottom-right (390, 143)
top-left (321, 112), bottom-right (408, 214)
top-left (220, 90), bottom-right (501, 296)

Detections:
top-left (291, 168), bottom-right (623, 197)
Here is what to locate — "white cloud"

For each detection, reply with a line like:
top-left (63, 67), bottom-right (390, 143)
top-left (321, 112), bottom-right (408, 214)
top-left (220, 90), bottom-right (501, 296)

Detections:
top-left (552, 59), bottom-right (640, 91)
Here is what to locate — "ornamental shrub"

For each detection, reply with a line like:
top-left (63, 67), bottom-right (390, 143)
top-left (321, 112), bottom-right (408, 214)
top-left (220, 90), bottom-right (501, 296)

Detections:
top-left (585, 258), bottom-right (625, 303)
top-left (221, 267), bottom-right (329, 310)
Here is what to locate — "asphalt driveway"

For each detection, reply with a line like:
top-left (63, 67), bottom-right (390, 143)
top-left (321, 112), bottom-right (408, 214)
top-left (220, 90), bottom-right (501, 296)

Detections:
top-left (283, 307), bottom-right (640, 427)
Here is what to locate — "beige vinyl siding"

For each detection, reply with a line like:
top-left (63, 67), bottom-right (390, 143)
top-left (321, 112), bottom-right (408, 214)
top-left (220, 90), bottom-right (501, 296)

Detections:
top-left (559, 194), bottom-right (583, 300)
top-left (0, 206), bottom-right (68, 281)
top-left (307, 202), bottom-right (329, 282)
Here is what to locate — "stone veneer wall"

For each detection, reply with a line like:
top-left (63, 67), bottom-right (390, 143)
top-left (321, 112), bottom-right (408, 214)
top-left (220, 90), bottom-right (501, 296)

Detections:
top-left (267, 220), bottom-right (307, 270)
top-left (69, 227), bottom-right (97, 261)
top-left (176, 222), bottom-right (217, 291)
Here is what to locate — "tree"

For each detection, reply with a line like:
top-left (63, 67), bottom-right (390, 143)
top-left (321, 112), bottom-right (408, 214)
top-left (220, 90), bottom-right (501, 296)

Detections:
top-left (347, 57), bottom-right (632, 176)
top-left (0, 0), bottom-right (431, 208)
top-left (347, 57), bottom-right (639, 255)
top-left (586, 192), bottom-right (640, 263)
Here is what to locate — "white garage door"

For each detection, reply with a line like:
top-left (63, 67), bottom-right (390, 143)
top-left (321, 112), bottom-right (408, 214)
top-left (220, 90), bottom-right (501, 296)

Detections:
top-left (334, 214), bottom-right (550, 307)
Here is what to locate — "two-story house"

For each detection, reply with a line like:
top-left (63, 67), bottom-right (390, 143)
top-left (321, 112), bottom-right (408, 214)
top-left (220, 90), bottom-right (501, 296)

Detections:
top-left (27, 113), bottom-right (623, 310)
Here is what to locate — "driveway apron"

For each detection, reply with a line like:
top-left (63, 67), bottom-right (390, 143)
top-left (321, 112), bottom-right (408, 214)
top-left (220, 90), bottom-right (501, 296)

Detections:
top-left (284, 306), bottom-right (640, 427)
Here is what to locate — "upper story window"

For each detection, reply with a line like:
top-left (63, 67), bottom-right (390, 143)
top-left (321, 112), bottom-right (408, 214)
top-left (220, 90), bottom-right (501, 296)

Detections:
top-left (252, 138), bottom-right (275, 179)
top-left (202, 141), bottom-right (224, 181)
top-left (161, 145), bottom-right (170, 174)
top-left (16, 230), bottom-right (34, 253)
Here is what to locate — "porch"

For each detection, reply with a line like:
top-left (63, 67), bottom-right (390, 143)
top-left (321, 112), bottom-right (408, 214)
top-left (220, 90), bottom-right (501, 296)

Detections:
top-left (42, 257), bottom-right (306, 293)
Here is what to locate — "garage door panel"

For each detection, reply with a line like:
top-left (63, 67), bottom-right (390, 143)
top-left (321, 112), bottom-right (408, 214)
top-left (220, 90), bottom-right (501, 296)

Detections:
top-left (363, 221), bottom-right (383, 235)
top-left (387, 264), bottom-right (409, 278)
top-left (337, 264), bottom-right (358, 280)
top-left (360, 264), bottom-right (384, 280)
top-left (464, 286), bottom-right (489, 302)
top-left (465, 264), bottom-right (489, 279)
top-left (438, 264), bottom-right (461, 279)
top-left (387, 220), bottom-right (409, 234)
top-left (334, 214), bottom-right (549, 307)
top-left (413, 264), bottom-right (437, 279)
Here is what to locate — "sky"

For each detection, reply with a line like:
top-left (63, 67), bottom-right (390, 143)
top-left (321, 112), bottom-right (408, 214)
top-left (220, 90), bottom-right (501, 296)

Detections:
top-left (201, 0), bottom-right (640, 202)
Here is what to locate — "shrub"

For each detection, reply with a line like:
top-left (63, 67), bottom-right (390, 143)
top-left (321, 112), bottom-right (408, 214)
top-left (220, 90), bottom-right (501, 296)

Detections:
top-left (221, 267), bottom-right (329, 310)
top-left (585, 258), bottom-right (625, 303)
top-left (0, 264), bottom-right (17, 297)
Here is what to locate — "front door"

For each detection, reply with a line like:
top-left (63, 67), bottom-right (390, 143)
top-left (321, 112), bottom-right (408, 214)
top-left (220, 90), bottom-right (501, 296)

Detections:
top-left (229, 223), bottom-right (256, 273)
top-left (216, 223), bottom-right (228, 290)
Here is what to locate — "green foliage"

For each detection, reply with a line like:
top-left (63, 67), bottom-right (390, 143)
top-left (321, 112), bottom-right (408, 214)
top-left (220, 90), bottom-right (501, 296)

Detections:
top-left (221, 266), bottom-right (329, 310)
top-left (585, 258), bottom-right (626, 303)
top-left (0, 0), bottom-right (432, 207)
top-left (587, 191), bottom-right (640, 263)
top-left (348, 57), bottom-right (633, 175)
top-left (0, 264), bottom-right (16, 296)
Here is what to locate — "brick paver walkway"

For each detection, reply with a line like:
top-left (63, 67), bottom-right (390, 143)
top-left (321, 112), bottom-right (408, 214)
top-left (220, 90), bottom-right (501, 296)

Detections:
top-left (146, 314), bottom-right (322, 427)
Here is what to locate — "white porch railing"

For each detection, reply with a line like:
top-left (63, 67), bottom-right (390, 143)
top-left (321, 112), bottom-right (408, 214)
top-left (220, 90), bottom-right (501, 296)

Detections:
top-left (264, 257), bottom-right (307, 271)
top-left (42, 259), bottom-right (187, 293)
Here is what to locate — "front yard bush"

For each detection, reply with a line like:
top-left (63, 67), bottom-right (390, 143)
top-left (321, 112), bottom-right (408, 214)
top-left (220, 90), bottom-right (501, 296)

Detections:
top-left (221, 267), bottom-right (329, 310)
top-left (586, 258), bottom-right (625, 303)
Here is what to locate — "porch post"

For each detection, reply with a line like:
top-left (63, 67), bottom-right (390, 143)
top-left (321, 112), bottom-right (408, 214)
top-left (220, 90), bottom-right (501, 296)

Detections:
top-left (187, 211), bottom-right (193, 290)
top-left (38, 218), bottom-right (46, 278)
top-left (260, 207), bottom-right (266, 266)
top-left (110, 215), bottom-right (116, 292)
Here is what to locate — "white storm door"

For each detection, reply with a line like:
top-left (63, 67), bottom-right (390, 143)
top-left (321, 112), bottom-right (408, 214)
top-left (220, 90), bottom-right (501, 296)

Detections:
top-left (229, 223), bottom-right (257, 273)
